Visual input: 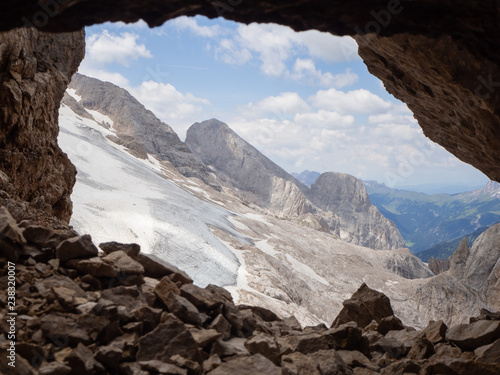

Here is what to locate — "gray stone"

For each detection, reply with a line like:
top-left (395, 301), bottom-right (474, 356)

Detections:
top-left (281, 349), bottom-right (353, 375)
top-left (446, 320), bottom-right (500, 351)
top-left (208, 354), bottom-right (281, 375)
top-left (38, 362), bottom-right (71, 375)
top-left (99, 241), bottom-right (141, 256)
top-left (56, 235), bottom-right (98, 262)
top-left (136, 315), bottom-right (201, 363)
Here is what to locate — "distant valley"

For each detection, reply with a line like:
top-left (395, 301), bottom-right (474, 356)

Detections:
top-left (294, 171), bottom-right (500, 255)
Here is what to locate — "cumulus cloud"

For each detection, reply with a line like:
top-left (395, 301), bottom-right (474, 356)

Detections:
top-left (85, 30), bottom-right (153, 66)
top-left (291, 59), bottom-right (358, 87)
top-left (175, 18), bottom-right (359, 86)
top-left (77, 67), bottom-right (131, 88)
top-left (309, 88), bottom-right (393, 115)
top-left (170, 16), bottom-right (221, 38)
top-left (130, 81), bottom-right (211, 133)
top-left (238, 92), bottom-right (310, 119)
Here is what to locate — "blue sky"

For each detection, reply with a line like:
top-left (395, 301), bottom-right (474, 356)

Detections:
top-left (78, 16), bottom-right (489, 190)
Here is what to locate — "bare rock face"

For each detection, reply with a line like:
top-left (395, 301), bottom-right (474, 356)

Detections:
top-left (186, 119), bottom-right (311, 213)
top-left (0, 27), bottom-right (84, 223)
top-left (415, 223), bottom-right (500, 327)
top-left (309, 173), bottom-right (405, 250)
top-left (186, 120), bottom-right (404, 250)
top-left (66, 74), bottom-right (220, 190)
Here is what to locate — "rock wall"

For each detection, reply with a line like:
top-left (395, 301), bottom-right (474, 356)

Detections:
top-left (186, 119), bottom-right (405, 250)
top-left (0, 27), bottom-right (85, 223)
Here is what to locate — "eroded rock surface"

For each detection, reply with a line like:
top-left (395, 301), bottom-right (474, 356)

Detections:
top-left (186, 119), bottom-right (405, 250)
top-left (0, 27), bottom-right (84, 223)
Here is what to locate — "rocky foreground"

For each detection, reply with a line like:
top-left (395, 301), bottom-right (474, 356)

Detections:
top-left (1, 206), bottom-right (499, 375)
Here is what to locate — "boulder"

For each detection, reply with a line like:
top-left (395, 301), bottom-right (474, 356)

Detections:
top-left (181, 283), bottom-right (222, 310)
top-left (207, 354), bottom-right (281, 375)
top-left (165, 292), bottom-right (206, 326)
top-left (423, 320), bottom-right (447, 344)
top-left (332, 284), bottom-right (394, 329)
top-left (407, 336), bottom-right (435, 360)
top-left (213, 337), bottom-right (250, 357)
top-left (446, 320), bottom-right (500, 351)
top-left (281, 349), bottom-right (353, 375)
top-left (188, 328), bottom-right (222, 348)
top-left (138, 360), bottom-right (187, 375)
top-left (324, 322), bottom-right (363, 351)
top-left (38, 362), bottom-right (72, 375)
top-left (99, 241), bottom-right (141, 257)
top-left (155, 275), bottom-right (181, 306)
top-left (475, 339), bottom-right (500, 363)
top-left (56, 235), bottom-right (98, 262)
top-left (245, 332), bottom-right (281, 365)
top-left (136, 315), bottom-right (201, 363)
top-left (208, 314), bottom-right (232, 340)
top-left (377, 316), bottom-right (405, 335)
top-left (277, 332), bottom-right (329, 355)
top-left (337, 350), bottom-right (378, 371)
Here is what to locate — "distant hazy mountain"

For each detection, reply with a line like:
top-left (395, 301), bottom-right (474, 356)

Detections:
top-left (364, 180), bottom-right (500, 253)
top-left (291, 170), bottom-right (321, 187)
top-left (398, 183), bottom-right (485, 195)
top-left (186, 119), bottom-right (405, 250)
top-left (417, 224), bottom-right (495, 262)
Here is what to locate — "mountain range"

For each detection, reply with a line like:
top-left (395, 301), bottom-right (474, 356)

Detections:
top-left (57, 73), bottom-right (500, 328)
top-left (294, 171), bottom-right (500, 254)
top-left (186, 119), bottom-right (405, 250)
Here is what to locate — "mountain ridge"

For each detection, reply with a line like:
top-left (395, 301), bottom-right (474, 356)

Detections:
top-left (186, 119), bottom-right (405, 250)
top-left (65, 73), bottom-right (221, 190)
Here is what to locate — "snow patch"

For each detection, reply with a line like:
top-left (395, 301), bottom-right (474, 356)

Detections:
top-left (66, 88), bottom-right (82, 102)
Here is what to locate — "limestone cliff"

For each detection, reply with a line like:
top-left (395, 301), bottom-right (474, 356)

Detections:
top-left (186, 119), bottom-right (312, 213)
top-left (186, 119), bottom-right (405, 250)
top-left (66, 74), bottom-right (220, 190)
top-left (309, 173), bottom-right (406, 250)
top-left (415, 223), bottom-right (500, 326)
top-left (0, 27), bottom-right (84, 223)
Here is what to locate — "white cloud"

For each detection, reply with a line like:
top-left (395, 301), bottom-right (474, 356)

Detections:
top-left (294, 110), bottom-right (355, 128)
top-left (237, 92), bottom-right (310, 119)
top-left (77, 66), bottom-right (131, 88)
top-left (293, 31), bottom-right (359, 63)
top-left (291, 59), bottom-right (358, 88)
top-left (130, 81), bottom-right (210, 133)
top-left (215, 39), bottom-right (252, 65)
top-left (85, 30), bottom-right (153, 66)
top-left (309, 88), bottom-right (393, 115)
top-left (170, 16), bottom-right (221, 38)
top-left (207, 21), bottom-right (359, 83)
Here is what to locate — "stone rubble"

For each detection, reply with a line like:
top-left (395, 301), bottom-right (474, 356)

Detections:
top-left (0, 206), bottom-right (499, 374)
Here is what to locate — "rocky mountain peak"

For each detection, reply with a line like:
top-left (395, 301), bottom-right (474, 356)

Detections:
top-left (309, 172), bottom-right (371, 211)
top-left (186, 119), bottom-right (309, 210)
top-left (65, 74), bottom-right (220, 190)
top-left (186, 120), bottom-right (405, 250)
